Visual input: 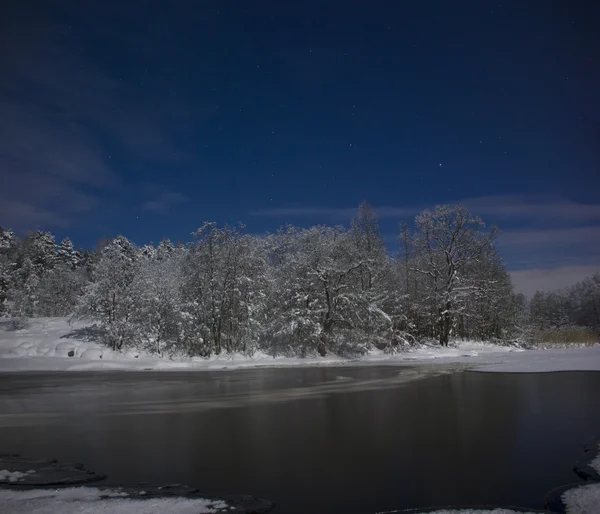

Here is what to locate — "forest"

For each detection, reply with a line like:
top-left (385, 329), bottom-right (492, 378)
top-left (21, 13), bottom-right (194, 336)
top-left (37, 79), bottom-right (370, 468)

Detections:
top-left (1, 204), bottom-right (599, 358)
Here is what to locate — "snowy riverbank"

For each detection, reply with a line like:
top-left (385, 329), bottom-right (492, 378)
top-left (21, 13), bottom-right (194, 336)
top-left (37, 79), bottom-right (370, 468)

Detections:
top-left (1, 318), bottom-right (599, 373)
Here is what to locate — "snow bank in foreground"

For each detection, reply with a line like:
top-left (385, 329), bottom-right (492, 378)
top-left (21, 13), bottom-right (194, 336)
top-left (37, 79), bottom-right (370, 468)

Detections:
top-left (1, 317), bottom-right (599, 373)
top-left (561, 482), bottom-right (600, 514)
top-left (0, 487), bottom-right (229, 514)
top-left (591, 442), bottom-right (600, 475)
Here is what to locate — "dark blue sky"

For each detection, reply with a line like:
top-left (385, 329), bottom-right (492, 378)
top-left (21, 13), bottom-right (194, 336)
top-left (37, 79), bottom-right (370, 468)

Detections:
top-left (1, 1), bottom-right (599, 294)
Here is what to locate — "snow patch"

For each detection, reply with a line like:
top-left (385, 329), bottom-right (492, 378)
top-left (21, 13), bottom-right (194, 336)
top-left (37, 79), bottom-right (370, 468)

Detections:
top-left (561, 482), bottom-right (600, 514)
top-left (0, 487), bottom-right (229, 514)
top-left (0, 469), bottom-right (34, 482)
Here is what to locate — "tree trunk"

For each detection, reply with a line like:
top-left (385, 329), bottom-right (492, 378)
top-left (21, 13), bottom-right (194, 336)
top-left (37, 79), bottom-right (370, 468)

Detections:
top-left (439, 306), bottom-right (451, 346)
top-left (319, 318), bottom-right (333, 356)
top-left (439, 326), bottom-right (449, 346)
top-left (212, 321), bottom-right (221, 355)
top-left (317, 339), bottom-right (327, 357)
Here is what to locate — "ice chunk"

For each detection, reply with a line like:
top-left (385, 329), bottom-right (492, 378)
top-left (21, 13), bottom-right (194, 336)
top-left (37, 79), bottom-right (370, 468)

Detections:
top-left (0, 469), bottom-right (33, 482)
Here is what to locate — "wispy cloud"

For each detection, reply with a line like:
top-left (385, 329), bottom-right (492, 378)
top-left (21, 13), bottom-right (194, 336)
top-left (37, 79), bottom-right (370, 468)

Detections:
top-left (482, 197), bottom-right (600, 276)
top-left (142, 191), bottom-right (190, 214)
top-left (465, 195), bottom-right (600, 291)
top-left (498, 226), bottom-right (600, 246)
top-left (252, 207), bottom-right (357, 219)
top-left (465, 194), bottom-right (600, 224)
top-left (251, 206), bottom-right (416, 220)
top-left (510, 265), bottom-right (600, 297)
top-left (0, 2), bottom-right (191, 231)
top-left (253, 195), bottom-right (600, 225)
top-left (0, 95), bottom-right (117, 228)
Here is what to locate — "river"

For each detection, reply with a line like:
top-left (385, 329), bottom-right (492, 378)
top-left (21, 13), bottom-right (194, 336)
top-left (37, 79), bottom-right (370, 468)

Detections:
top-left (1, 366), bottom-right (599, 513)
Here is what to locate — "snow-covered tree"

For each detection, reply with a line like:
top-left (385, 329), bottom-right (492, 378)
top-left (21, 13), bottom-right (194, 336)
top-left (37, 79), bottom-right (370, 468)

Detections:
top-left (4, 231), bottom-right (58, 317)
top-left (0, 227), bottom-right (17, 312)
top-left (180, 223), bottom-right (265, 356)
top-left (530, 291), bottom-right (570, 329)
top-left (1, 202), bottom-right (537, 354)
top-left (265, 225), bottom-right (371, 356)
top-left (76, 236), bottom-right (140, 351)
top-left (350, 202), bottom-right (386, 291)
top-left (131, 250), bottom-right (184, 355)
top-left (35, 266), bottom-right (86, 317)
top-left (140, 244), bottom-right (156, 260)
top-left (57, 237), bottom-right (82, 269)
top-left (349, 203), bottom-right (397, 348)
top-left (530, 274), bottom-right (600, 336)
top-left (0, 227), bottom-right (15, 251)
top-left (156, 239), bottom-right (175, 261)
top-left (23, 231), bottom-right (57, 274)
top-left (409, 205), bottom-right (499, 346)
top-left (575, 273), bottom-right (600, 333)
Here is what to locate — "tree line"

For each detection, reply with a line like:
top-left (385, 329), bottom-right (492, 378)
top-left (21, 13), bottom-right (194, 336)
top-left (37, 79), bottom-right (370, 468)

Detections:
top-left (529, 276), bottom-right (600, 333)
top-left (1, 203), bottom-right (597, 357)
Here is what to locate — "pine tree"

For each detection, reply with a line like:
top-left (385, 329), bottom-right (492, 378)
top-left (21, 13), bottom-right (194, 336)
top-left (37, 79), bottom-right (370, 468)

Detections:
top-left (0, 227), bottom-right (17, 313)
top-left (57, 237), bottom-right (81, 269)
top-left (0, 227), bottom-right (16, 250)
top-left (140, 244), bottom-right (156, 260)
top-left (156, 239), bottom-right (175, 261)
top-left (25, 231), bottom-right (57, 273)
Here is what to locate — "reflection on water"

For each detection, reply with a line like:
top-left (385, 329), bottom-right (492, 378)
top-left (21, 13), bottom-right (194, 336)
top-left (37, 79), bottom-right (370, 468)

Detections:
top-left (0, 367), bottom-right (599, 513)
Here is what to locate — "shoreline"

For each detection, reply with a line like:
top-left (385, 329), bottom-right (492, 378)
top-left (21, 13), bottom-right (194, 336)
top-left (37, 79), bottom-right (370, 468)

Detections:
top-left (1, 318), bottom-right (599, 374)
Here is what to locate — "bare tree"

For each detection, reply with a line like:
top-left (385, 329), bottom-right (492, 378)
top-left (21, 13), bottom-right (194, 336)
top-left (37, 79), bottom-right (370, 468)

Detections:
top-left (410, 205), bottom-right (499, 346)
top-left (350, 202), bottom-right (385, 291)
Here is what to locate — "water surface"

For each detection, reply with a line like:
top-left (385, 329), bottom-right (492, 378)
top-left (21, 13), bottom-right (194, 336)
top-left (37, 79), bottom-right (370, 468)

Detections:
top-left (1, 366), bottom-right (599, 513)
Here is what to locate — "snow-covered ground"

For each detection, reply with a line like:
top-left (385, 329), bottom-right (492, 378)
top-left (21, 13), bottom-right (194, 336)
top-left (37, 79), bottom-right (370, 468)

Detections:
top-left (0, 318), bottom-right (518, 372)
top-left (0, 318), bottom-right (599, 373)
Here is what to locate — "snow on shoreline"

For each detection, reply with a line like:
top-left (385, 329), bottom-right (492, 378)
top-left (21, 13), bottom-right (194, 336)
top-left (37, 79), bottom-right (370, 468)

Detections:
top-left (0, 318), bottom-right (599, 373)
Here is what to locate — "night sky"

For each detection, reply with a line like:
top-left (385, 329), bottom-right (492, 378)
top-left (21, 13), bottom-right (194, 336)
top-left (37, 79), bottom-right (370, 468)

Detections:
top-left (1, 1), bottom-right (599, 295)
